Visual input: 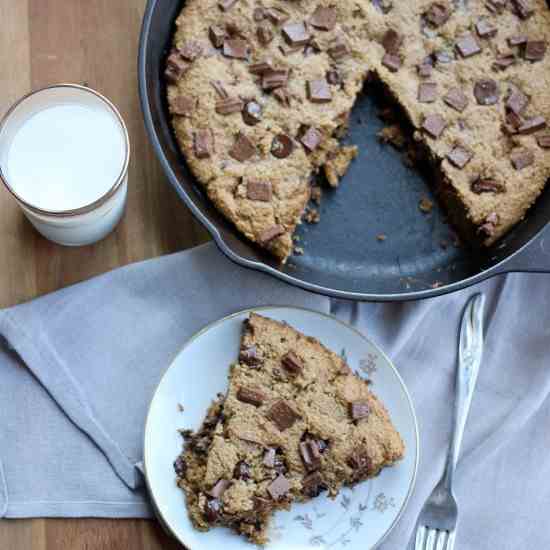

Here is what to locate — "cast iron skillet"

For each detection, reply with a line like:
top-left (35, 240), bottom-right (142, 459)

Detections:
top-left (138, 0), bottom-right (550, 301)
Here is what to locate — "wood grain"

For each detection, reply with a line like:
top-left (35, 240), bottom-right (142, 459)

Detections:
top-left (0, 0), bottom-right (209, 547)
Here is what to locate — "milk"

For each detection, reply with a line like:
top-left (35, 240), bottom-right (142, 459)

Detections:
top-left (0, 85), bottom-right (130, 246)
top-left (6, 104), bottom-right (126, 212)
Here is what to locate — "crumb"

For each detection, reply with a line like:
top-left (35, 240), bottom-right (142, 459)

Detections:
top-left (418, 197), bottom-right (434, 214)
top-left (377, 124), bottom-right (406, 150)
top-left (311, 186), bottom-right (322, 205)
top-left (304, 206), bottom-right (320, 224)
top-left (323, 146), bottom-right (358, 187)
top-left (376, 233), bottom-right (387, 242)
top-left (177, 403), bottom-right (185, 412)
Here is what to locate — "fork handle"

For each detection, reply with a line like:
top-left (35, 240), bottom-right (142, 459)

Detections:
top-left (443, 293), bottom-right (485, 491)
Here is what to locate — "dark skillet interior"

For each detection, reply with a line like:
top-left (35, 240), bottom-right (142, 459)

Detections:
top-left (139, 0), bottom-right (550, 301)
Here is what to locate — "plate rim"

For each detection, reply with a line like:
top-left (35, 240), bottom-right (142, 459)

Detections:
top-left (143, 305), bottom-right (420, 550)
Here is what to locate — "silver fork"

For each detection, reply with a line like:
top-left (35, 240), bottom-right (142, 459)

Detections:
top-left (411, 293), bottom-right (485, 550)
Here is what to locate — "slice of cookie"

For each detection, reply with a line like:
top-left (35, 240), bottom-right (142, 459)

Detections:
top-left (175, 313), bottom-right (405, 544)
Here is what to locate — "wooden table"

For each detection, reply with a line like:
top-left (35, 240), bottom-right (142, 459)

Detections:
top-left (0, 1), bottom-right (209, 548)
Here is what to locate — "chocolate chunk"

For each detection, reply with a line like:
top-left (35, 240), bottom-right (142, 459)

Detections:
top-left (475, 19), bottom-right (497, 38)
top-left (518, 116), bottom-right (547, 134)
top-left (524, 41), bottom-right (547, 62)
top-left (418, 82), bottom-right (437, 103)
top-left (381, 29), bottom-right (403, 54)
top-left (307, 79), bottom-right (332, 103)
top-left (417, 63), bottom-right (433, 78)
top-left (211, 80), bottom-right (228, 98)
top-left (208, 479), bottom-right (231, 498)
top-left (257, 23), bottom-right (275, 46)
top-left (229, 132), bottom-right (256, 162)
top-left (233, 460), bottom-right (251, 481)
top-left (349, 401), bottom-right (370, 420)
top-left (311, 6), bottom-right (337, 31)
top-left (381, 53), bottom-right (402, 72)
top-left (273, 88), bottom-right (291, 106)
top-left (492, 52), bottom-right (516, 71)
top-left (447, 146), bottom-right (473, 169)
top-left (243, 101), bottom-right (263, 126)
top-left (300, 127), bottom-right (322, 152)
top-left (215, 96), bottom-right (244, 115)
top-left (218, 0), bottom-right (238, 11)
top-left (455, 33), bottom-right (482, 58)
top-left (443, 87), bottom-right (468, 112)
top-left (282, 22), bottom-right (311, 46)
top-left (328, 36), bottom-right (350, 60)
top-left (263, 448), bottom-right (276, 467)
top-left (239, 345), bottom-right (262, 366)
top-left (259, 225), bottom-right (285, 245)
top-left (209, 25), bottom-right (226, 48)
top-left (247, 180), bottom-right (272, 202)
top-left (424, 3), bottom-right (451, 27)
top-left (508, 35), bottom-right (528, 47)
top-left (267, 400), bottom-right (300, 431)
top-left (267, 474), bottom-right (291, 500)
top-left (262, 69), bottom-right (289, 90)
top-left (536, 134), bottom-right (550, 148)
top-left (249, 59), bottom-right (275, 75)
top-left (179, 41), bottom-right (203, 61)
top-left (479, 212), bottom-right (499, 237)
top-left (169, 96), bottom-right (195, 116)
top-left (165, 52), bottom-right (190, 83)
top-left (271, 134), bottom-right (294, 158)
top-left (203, 498), bottom-right (221, 523)
top-left (302, 471), bottom-right (326, 497)
top-left (511, 0), bottom-right (533, 19)
top-left (347, 450), bottom-right (373, 475)
top-left (505, 88), bottom-right (528, 115)
top-left (266, 7), bottom-right (290, 25)
top-left (326, 68), bottom-right (342, 85)
top-left (422, 114), bottom-right (447, 139)
top-left (237, 386), bottom-right (266, 407)
top-left (281, 351), bottom-right (304, 373)
top-left (194, 129), bottom-right (214, 159)
top-left (510, 148), bottom-right (534, 170)
top-left (474, 79), bottom-right (500, 105)
top-left (223, 38), bottom-right (249, 60)
top-left (471, 177), bottom-right (504, 194)
top-left (299, 440), bottom-right (321, 471)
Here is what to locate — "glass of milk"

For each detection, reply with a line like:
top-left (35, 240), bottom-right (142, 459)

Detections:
top-left (0, 84), bottom-right (130, 246)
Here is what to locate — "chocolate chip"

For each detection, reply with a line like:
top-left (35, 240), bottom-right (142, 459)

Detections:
top-left (443, 87), bottom-right (468, 112)
top-left (492, 52), bottom-right (516, 71)
top-left (455, 33), bottom-right (482, 58)
top-left (536, 134), bottom-right (550, 148)
top-left (310, 6), bottom-right (337, 31)
top-left (263, 448), bottom-right (276, 468)
top-left (447, 146), bottom-right (473, 168)
top-left (281, 351), bottom-right (304, 374)
top-left (508, 35), bottom-right (528, 47)
top-left (326, 68), bottom-right (342, 85)
top-left (381, 53), bottom-right (402, 72)
top-left (237, 386), bottom-right (266, 407)
top-left (271, 134), bottom-right (294, 158)
top-left (471, 177), bottom-right (504, 194)
top-left (209, 25), bottom-right (226, 48)
top-left (257, 23), bottom-right (274, 46)
top-left (328, 36), bottom-right (350, 60)
top-left (229, 132), bottom-right (256, 162)
top-left (169, 96), bottom-right (196, 116)
top-left (266, 7), bottom-right (290, 25)
top-left (475, 19), bottom-right (497, 38)
top-left (307, 78), bottom-right (332, 103)
top-left (474, 79), bottom-right (500, 105)
top-left (424, 3), bottom-right (451, 27)
top-left (239, 345), bottom-right (262, 366)
top-left (218, 0), bottom-right (238, 11)
top-left (249, 59), bottom-right (275, 75)
top-left (518, 116), bottom-right (547, 134)
top-left (215, 96), bottom-right (244, 115)
top-left (347, 451), bottom-right (373, 475)
top-left (510, 0), bottom-right (533, 19)
top-left (223, 38), bottom-right (249, 60)
top-left (243, 101), bottom-right (263, 125)
top-left (207, 479), bottom-right (231, 498)
top-left (505, 88), bottom-right (529, 115)
top-left (262, 69), bottom-right (289, 90)
top-left (524, 41), bottom-right (546, 61)
top-left (259, 224), bottom-right (285, 245)
top-left (381, 29), bottom-right (403, 54)
top-left (203, 498), bottom-right (221, 523)
top-left (418, 82), bottom-right (437, 103)
top-left (302, 471), bottom-right (326, 497)
top-left (417, 63), bottom-right (433, 78)
top-left (510, 148), bottom-right (534, 170)
top-left (349, 401), bottom-right (370, 420)
top-left (282, 21), bottom-right (311, 46)
top-left (267, 474), bottom-right (291, 500)
top-left (194, 129), bottom-right (214, 159)
top-left (247, 180), bottom-right (272, 202)
top-left (233, 461), bottom-right (251, 481)
top-left (299, 440), bottom-right (321, 471)
top-left (267, 400), bottom-right (300, 431)
top-left (422, 114), bottom-right (447, 139)
top-left (299, 127), bottom-right (322, 152)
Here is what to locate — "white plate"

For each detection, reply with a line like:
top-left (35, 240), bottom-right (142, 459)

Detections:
top-left (144, 306), bottom-right (418, 550)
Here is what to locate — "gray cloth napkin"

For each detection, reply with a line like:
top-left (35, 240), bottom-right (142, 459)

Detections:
top-left (1, 242), bottom-right (549, 550)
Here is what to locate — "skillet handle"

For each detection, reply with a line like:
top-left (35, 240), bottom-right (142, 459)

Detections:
top-left (493, 224), bottom-right (550, 274)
